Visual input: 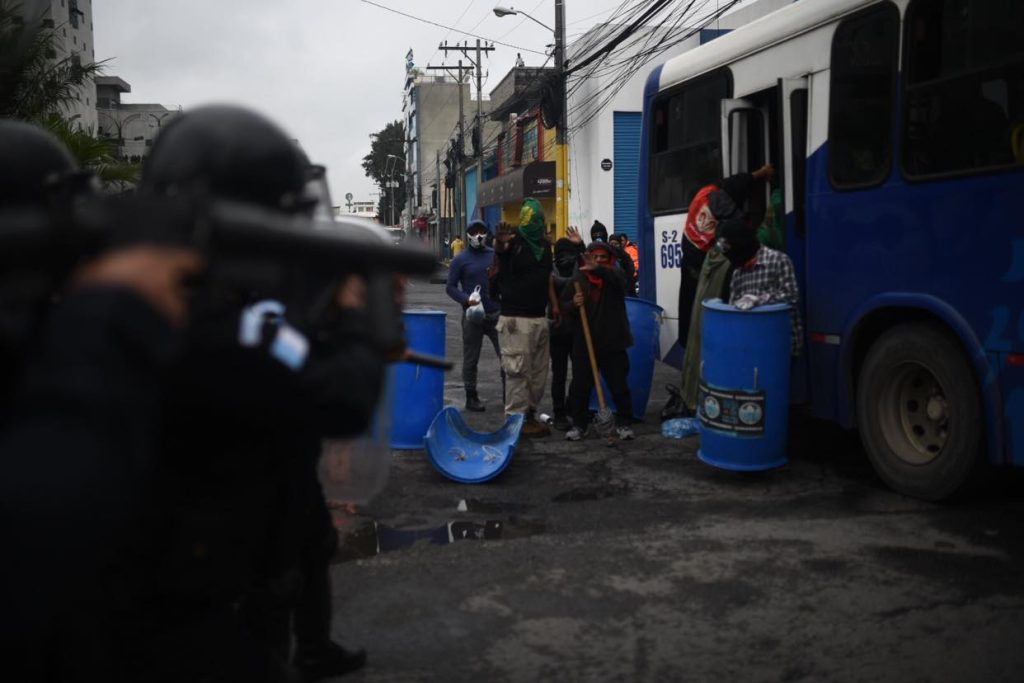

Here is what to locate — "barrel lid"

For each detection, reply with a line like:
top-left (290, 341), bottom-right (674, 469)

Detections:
top-left (702, 299), bottom-right (790, 314)
top-left (401, 309), bottom-right (447, 316)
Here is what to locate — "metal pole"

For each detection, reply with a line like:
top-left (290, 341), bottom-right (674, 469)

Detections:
top-left (457, 59), bottom-right (467, 236)
top-left (554, 0), bottom-right (569, 238)
top-left (475, 40), bottom-right (485, 211)
top-left (436, 150), bottom-right (442, 256)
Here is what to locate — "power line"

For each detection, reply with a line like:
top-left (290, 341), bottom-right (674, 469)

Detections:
top-left (360, 0), bottom-right (547, 56)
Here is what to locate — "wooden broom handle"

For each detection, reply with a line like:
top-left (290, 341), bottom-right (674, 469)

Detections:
top-left (574, 281), bottom-right (607, 410)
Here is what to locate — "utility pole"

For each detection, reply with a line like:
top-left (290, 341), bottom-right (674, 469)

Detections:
top-left (554, 0), bottom-right (569, 238)
top-left (427, 59), bottom-right (474, 236)
top-left (436, 149), bottom-right (442, 257)
top-left (440, 40), bottom-right (495, 219)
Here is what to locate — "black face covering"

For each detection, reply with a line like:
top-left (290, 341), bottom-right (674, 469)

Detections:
top-left (718, 219), bottom-right (760, 267)
top-left (553, 238), bottom-right (578, 276)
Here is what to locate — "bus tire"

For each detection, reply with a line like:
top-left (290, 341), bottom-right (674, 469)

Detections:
top-left (856, 322), bottom-right (985, 501)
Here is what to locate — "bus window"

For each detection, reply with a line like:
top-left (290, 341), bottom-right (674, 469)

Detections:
top-left (903, 0), bottom-right (1024, 178)
top-left (649, 69), bottom-right (731, 214)
top-left (827, 2), bottom-right (899, 189)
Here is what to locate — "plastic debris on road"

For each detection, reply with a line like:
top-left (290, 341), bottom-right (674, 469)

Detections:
top-left (662, 417), bottom-right (701, 439)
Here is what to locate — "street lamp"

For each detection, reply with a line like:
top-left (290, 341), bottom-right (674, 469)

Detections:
top-left (493, 2), bottom-right (568, 237)
top-left (385, 154), bottom-right (406, 228)
top-left (493, 5), bottom-right (553, 31)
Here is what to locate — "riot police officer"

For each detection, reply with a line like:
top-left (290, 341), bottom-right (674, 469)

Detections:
top-left (130, 105), bottom-right (383, 682)
top-left (0, 120), bottom-right (204, 682)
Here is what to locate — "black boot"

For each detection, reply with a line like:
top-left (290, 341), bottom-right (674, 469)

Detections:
top-left (294, 642), bottom-right (366, 681)
top-left (465, 392), bottom-right (485, 412)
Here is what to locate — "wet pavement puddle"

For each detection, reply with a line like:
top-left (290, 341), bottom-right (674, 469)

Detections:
top-left (333, 514), bottom-right (546, 562)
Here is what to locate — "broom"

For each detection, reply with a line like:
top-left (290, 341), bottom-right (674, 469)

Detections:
top-left (574, 281), bottom-right (616, 436)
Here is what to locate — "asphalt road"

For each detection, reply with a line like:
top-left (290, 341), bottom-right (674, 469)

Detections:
top-left (327, 277), bottom-right (1024, 683)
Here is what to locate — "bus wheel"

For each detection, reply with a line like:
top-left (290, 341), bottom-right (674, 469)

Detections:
top-left (856, 322), bottom-right (984, 501)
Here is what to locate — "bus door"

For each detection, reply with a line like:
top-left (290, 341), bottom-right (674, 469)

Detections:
top-left (778, 77), bottom-right (811, 403)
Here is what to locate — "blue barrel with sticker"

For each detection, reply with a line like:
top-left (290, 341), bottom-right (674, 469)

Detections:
top-left (697, 300), bottom-right (791, 470)
top-left (589, 297), bottom-right (663, 419)
top-left (389, 310), bottom-right (446, 450)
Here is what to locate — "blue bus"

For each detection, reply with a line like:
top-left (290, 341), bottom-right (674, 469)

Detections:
top-left (637, 0), bottom-right (1024, 499)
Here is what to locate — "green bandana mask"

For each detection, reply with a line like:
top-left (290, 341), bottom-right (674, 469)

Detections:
top-left (518, 197), bottom-right (546, 261)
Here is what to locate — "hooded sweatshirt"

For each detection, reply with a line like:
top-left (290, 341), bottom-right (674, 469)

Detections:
top-left (447, 241), bottom-right (499, 315)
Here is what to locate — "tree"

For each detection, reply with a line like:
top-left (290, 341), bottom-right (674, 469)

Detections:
top-left (42, 113), bottom-right (138, 190)
top-left (362, 120), bottom-right (406, 225)
top-left (0, 1), bottom-right (103, 120)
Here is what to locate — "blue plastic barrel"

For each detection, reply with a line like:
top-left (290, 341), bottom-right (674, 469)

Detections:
top-left (389, 310), bottom-right (446, 449)
top-left (589, 297), bottom-right (663, 419)
top-left (697, 300), bottom-right (791, 471)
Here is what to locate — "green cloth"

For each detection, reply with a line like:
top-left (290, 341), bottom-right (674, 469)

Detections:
top-left (680, 247), bottom-right (733, 411)
top-left (757, 188), bottom-right (785, 250)
top-left (517, 197), bottom-right (546, 261)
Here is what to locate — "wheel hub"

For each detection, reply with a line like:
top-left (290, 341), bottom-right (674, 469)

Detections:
top-left (878, 363), bottom-right (950, 466)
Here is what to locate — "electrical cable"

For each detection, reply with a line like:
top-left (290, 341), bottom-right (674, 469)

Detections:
top-left (359, 0), bottom-right (547, 56)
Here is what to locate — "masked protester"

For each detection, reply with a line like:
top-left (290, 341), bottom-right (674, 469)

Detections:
top-left (609, 233), bottom-right (640, 295)
top-left (678, 163), bottom-right (775, 347)
top-left (446, 219), bottom-right (502, 412)
top-left (490, 198), bottom-right (561, 436)
top-left (561, 241), bottom-right (635, 441)
top-left (719, 219), bottom-right (804, 356)
top-left (678, 219), bottom-right (743, 415)
top-left (549, 227), bottom-right (585, 431)
top-left (591, 220), bottom-right (636, 292)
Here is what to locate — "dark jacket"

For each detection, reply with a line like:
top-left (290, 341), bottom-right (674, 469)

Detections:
top-left (489, 234), bottom-right (552, 318)
top-left (447, 246), bottom-right (499, 314)
top-left (561, 266), bottom-right (633, 353)
top-left (0, 287), bottom-right (180, 680)
top-left (552, 239), bottom-right (584, 338)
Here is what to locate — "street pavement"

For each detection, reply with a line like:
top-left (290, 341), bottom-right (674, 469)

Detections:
top-left (327, 277), bottom-right (1024, 682)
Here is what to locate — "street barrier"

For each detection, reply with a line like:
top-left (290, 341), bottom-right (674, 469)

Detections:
top-left (697, 300), bottom-right (791, 471)
top-left (389, 310), bottom-right (446, 449)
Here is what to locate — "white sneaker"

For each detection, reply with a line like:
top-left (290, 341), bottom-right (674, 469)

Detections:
top-left (565, 426), bottom-right (584, 441)
top-left (616, 425), bottom-right (635, 441)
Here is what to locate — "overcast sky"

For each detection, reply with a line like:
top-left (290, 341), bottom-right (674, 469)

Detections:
top-left (92, 0), bottom-right (643, 207)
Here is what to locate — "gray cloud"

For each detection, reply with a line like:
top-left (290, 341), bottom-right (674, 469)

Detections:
top-left (93, 0), bottom-right (622, 207)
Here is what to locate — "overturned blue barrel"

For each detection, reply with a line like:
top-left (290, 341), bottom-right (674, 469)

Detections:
top-left (589, 297), bottom-right (663, 419)
top-left (424, 407), bottom-right (524, 483)
top-left (389, 310), bottom-right (446, 449)
top-left (697, 300), bottom-right (791, 471)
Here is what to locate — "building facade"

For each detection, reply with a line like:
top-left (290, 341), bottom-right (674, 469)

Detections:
top-left (95, 76), bottom-right (180, 162)
top-left (477, 67), bottom-right (561, 235)
top-left (40, 0), bottom-right (97, 131)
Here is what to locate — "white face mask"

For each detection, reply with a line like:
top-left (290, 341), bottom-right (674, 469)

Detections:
top-left (467, 233), bottom-right (487, 248)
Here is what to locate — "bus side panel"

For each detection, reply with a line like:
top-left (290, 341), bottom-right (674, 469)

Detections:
top-left (804, 136), bottom-right (1021, 466)
top-left (638, 65), bottom-right (662, 301)
top-left (653, 216), bottom-right (684, 368)
top-left (639, 64), bottom-right (688, 368)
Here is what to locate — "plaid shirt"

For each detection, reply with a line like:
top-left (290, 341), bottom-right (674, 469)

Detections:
top-left (729, 246), bottom-right (804, 355)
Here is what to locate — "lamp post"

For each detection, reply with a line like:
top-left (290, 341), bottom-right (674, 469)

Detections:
top-left (493, 2), bottom-right (568, 238)
top-left (387, 153), bottom-right (406, 229)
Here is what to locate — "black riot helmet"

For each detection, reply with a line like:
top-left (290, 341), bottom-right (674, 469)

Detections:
top-left (0, 120), bottom-right (91, 207)
top-left (140, 105), bottom-right (314, 214)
